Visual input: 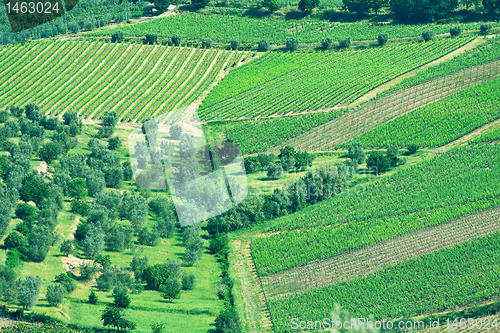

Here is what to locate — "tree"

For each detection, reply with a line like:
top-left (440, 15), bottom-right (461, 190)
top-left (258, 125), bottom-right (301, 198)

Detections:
top-left (38, 141), bottom-right (61, 164)
top-left (480, 23), bottom-right (493, 34)
top-left (286, 37), bottom-right (299, 51)
top-left (483, 0), bottom-right (500, 13)
top-left (450, 26), bottom-right (462, 37)
top-left (108, 136), bottom-right (121, 150)
top-left (169, 124), bottom-right (182, 139)
top-left (298, 0), bottom-right (319, 12)
top-left (202, 38), bottom-right (212, 48)
top-left (122, 161), bottom-right (133, 181)
top-left (407, 143), bottom-right (419, 155)
top-left (83, 224), bottom-right (104, 259)
top-left (257, 153), bottom-right (275, 169)
top-left (338, 36), bottom-right (352, 48)
top-left (0, 265), bottom-right (17, 302)
top-left (104, 166), bottom-right (124, 189)
top-left (131, 255), bottom-right (149, 281)
top-left (79, 262), bottom-right (100, 281)
top-left (143, 264), bottom-right (175, 290)
top-left (262, 0), bottom-right (279, 11)
top-left (19, 172), bottom-right (49, 206)
top-left (422, 30), bottom-right (436, 41)
top-left (266, 162), bottom-right (283, 180)
top-left (295, 151), bottom-right (314, 169)
top-left (348, 141), bottom-right (365, 167)
top-left (105, 224), bottom-right (134, 252)
top-left (86, 171), bottom-right (106, 197)
top-left (27, 225), bottom-right (52, 262)
top-left (151, 323), bottom-right (165, 333)
top-left (159, 278), bottom-right (182, 302)
top-left (230, 39), bottom-right (240, 50)
top-left (113, 289), bottom-right (131, 308)
top-left (387, 144), bottom-right (399, 167)
top-left (54, 273), bottom-right (76, 293)
top-left (0, 109), bottom-right (9, 123)
top-left (102, 305), bottom-right (137, 331)
top-left (378, 33), bottom-right (389, 46)
top-left (214, 307), bottom-right (242, 333)
top-left (46, 283), bottom-right (67, 307)
top-left (258, 39), bottom-right (270, 51)
top-left (18, 275), bottom-right (42, 309)
top-left (71, 200), bottom-right (90, 216)
top-left (322, 37), bottom-right (334, 50)
top-left (181, 274), bottom-right (196, 290)
top-left (342, 0), bottom-right (373, 14)
top-left (88, 290), bottom-right (98, 304)
top-left (68, 178), bottom-right (88, 200)
top-left (111, 30), bottom-right (124, 43)
top-left (60, 239), bottom-right (75, 256)
top-left (4, 231), bottom-right (27, 252)
top-left (366, 151), bottom-right (391, 173)
top-left (171, 34), bottom-right (182, 46)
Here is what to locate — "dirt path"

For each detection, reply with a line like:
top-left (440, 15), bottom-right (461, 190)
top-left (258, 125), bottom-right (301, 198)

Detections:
top-left (259, 206), bottom-right (500, 301)
top-left (232, 239), bottom-right (273, 333)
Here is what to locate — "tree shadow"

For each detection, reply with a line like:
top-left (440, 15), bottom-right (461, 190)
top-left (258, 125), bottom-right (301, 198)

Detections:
top-left (318, 10), bottom-right (364, 22)
top-left (285, 10), bottom-right (308, 20)
top-left (242, 8), bottom-right (272, 19)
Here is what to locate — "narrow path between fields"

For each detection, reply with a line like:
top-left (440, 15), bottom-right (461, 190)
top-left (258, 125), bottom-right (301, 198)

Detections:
top-left (259, 206), bottom-right (500, 301)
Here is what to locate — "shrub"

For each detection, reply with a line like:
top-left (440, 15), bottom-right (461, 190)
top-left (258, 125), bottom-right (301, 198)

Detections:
top-left (262, 0), bottom-right (279, 11)
top-left (230, 39), bottom-right (240, 50)
top-left (145, 34), bottom-right (158, 45)
top-left (321, 37), bottom-right (333, 50)
top-left (159, 278), bottom-right (182, 302)
top-left (450, 26), bottom-right (462, 37)
top-left (366, 151), bottom-right (391, 173)
top-left (422, 30), bottom-right (436, 41)
top-left (112, 288), bottom-right (131, 308)
top-left (258, 39), bottom-right (270, 51)
top-left (60, 240), bottom-right (74, 257)
top-left (378, 33), bottom-right (389, 46)
top-left (266, 162), bottom-right (283, 179)
top-left (111, 31), bottom-right (124, 43)
top-left (88, 290), bottom-right (98, 304)
top-left (202, 38), bottom-right (212, 48)
top-left (46, 283), bottom-right (67, 307)
top-left (286, 37), bottom-right (299, 51)
top-left (407, 143), bottom-right (420, 155)
top-left (54, 273), bottom-right (76, 293)
top-left (0, 110), bottom-right (9, 123)
top-left (182, 274), bottom-right (196, 290)
top-left (338, 36), bottom-right (351, 48)
top-left (480, 23), bottom-right (492, 35)
top-left (171, 34), bottom-right (182, 46)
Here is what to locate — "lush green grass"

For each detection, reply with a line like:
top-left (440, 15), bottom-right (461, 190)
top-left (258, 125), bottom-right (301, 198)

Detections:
top-left (470, 126), bottom-right (500, 144)
top-left (268, 231), bottom-right (500, 333)
top-left (343, 78), bottom-right (500, 148)
top-left (91, 12), bottom-right (497, 44)
top-left (252, 143), bottom-right (500, 275)
top-left (199, 38), bottom-right (471, 120)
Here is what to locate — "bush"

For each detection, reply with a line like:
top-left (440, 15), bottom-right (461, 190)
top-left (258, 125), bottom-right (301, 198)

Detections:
top-left (171, 34), bottom-right (182, 46)
top-left (169, 124), bottom-right (182, 139)
top-left (286, 37), bottom-right (299, 51)
top-left (145, 34), bottom-right (158, 45)
top-left (88, 290), bottom-right (98, 304)
top-left (366, 151), bottom-right (392, 174)
top-left (60, 240), bottom-right (74, 257)
top-left (230, 39), bottom-right (240, 50)
top-left (407, 143), bottom-right (420, 155)
top-left (450, 26), bottom-right (462, 37)
top-left (378, 33), bottom-right (389, 46)
top-left (111, 31), bottom-right (124, 43)
top-left (112, 288), bottom-right (131, 308)
top-left (108, 136), bottom-right (121, 150)
top-left (338, 36), bottom-right (351, 48)
top-left (54, 273), bottom-right (76, 293)
top-left (480, 23), bottom-right (492, 35)
top-left (321, 37), bottom-right (333, 50)
top-left (258, 39), bottom-right (270, 51)
top-left (422, 30), bottom-right (436, 41)
top-left (266, 162), bottom-right (283, 180)
top-left (0, 110), bottom-right (8, 123)
top-left (159, 278), bottom-right (182, 302)
top-left (202, 38), bottom-right (212, 48)
top-left (262, 0), bottom-right (279, 11)
top-left (182, 274), bottom-right (196, 290)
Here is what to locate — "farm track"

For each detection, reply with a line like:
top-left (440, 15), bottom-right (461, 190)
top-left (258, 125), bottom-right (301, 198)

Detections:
top-left (267, 59), bottom-right (500, 153)
top-left (259, 205), bottom-right (500, 301)
top-left (232, 239), bottom-right (274, 333)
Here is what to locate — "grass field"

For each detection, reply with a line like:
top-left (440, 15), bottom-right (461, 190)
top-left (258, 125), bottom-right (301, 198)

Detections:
top-left (0, 40), bottom-right (249, 122)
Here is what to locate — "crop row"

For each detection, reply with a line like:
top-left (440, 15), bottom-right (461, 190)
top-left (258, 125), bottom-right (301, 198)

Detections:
top-left (251, 143), bottom-right (500, 275)
top-left (91, 13), bottom-right (499, 44)
top-left (268, 231), bottom-right (500, 332)
top-left (349, 78), bottom-right (500, 148)
top-left (198, 38), bottom-right (471, 120)
top-left (0, 40), bottom-right (241, 121)
top-left (470, 126), bottom-right (500, 144)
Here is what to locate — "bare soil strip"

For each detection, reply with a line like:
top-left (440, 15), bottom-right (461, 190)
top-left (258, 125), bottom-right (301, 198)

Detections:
top-left (232, 239), bottom-right (274, 333)
top-left (259, 206), bottom-right (500, 301)
top-left (268, 59), bottom-right (500, 153)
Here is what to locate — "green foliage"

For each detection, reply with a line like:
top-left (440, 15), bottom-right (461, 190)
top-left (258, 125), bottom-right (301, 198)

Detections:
top-left (46, 283), bottom-right (67, 307)
top-left (111, 30), bottom-right (124, 43)
top-left (209, 233), bottom-right (229, 257)
top-left (338, 36), bottom-right (351, 48)
top-left (122, 161), bottom-right (133, 181)
top-left (407, 143), bottom-right (420, 154)
top-left (262, 0), bottom-right (279, 11)
top-left (38, 141), bottom-right (62, 164)
top-left (0, 109), bottom-right (9, 123)
top-left (18, 275), bottom-right (42, 309)
top-left (101, 305), bottom-right (136, 331)
top-left (27, 225), bottom-right (52, 262)
top-left (480, 22), bottom-right (493, 34)
top-left (422, 30), bottom-right (436, 41)
top-left (105, 223), bottom-right (134, 252)
top-left (108, 136), bottom-right (121, 150)
top-left (80, 262), bottom-right (100, 281)
top-left (71, 200), bottom-right (90, 216)
top-left (366, 151), bottom-right (391, 173)
top-left (143, 264), bottom-right (175, 290)
top-left (88, 290), bottom-right (98, 304)
top-left (14, 202), bottom-right (37, 224)
top-left (230, 39), bottom-right (240, 50)
top-left (19, 172), bottom-right (49, 206)
top-left (298, 0), bottom-right (319, 12)
top-left (68, 178), bottom-right (88, 200)
top-left (321, 37), bottom-right (333, 50)
top-left (112, 289), bottom-right (131, 308)
top-left (266, 162), bottom-right (283, 179)
top-left (169, 124), bottom-right (182, 139)
top-left (450, 25), bottom-right (462, 36)
top-left (202, 38), bottom-right (212, 48)
top-left (138, 227), bottom-right (160, 246)
top-left (214, 307), bottom-right (242, 333)
top-left (6, 249), bottom-right (22, 268)
top-left (54, 273), bottom-right (76, 293)
top-left (342, 0), bottom-right (373, 14)
top-left (171, 34), bottom-right (182, 46)
top-left (151, 323), bottom-right (165, 333)
top-left (285, 37), bottom-right (299, 51)
top-left (84, 224), bottom-right (104, 259)
top-left (377, 33), bottom-right (389, 45)
top-left (4, 231), bottom-right (27, 251)
top-left (181, 274), bottom-right (196, 291)
top-left (0, 265), bottom-right (17, 302)
top-left (60, 240), bottom-right (75, 257)
top-left (159, 278), bottom-right (182, 302)
top-left (131, 255), bottom-right (149, 281)
top-left (145, 33), bottom-right (158, 45)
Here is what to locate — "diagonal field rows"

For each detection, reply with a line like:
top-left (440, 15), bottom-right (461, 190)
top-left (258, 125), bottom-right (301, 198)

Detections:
top-left (260, 205), bottom-right (500, 301)
top-left (0, 41), bottom-right (244, 121)
top-left (268, 59), bottom-right (500, 153)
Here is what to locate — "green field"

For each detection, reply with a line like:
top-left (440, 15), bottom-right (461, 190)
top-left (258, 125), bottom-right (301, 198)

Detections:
top-left (199, 38), bottom-right (471, 120)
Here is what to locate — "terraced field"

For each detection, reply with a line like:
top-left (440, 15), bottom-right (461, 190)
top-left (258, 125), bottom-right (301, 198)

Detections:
top-left (0, 40), bottom-right (250, 121)
top-left (198, 38), bottom-right (472, 120)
